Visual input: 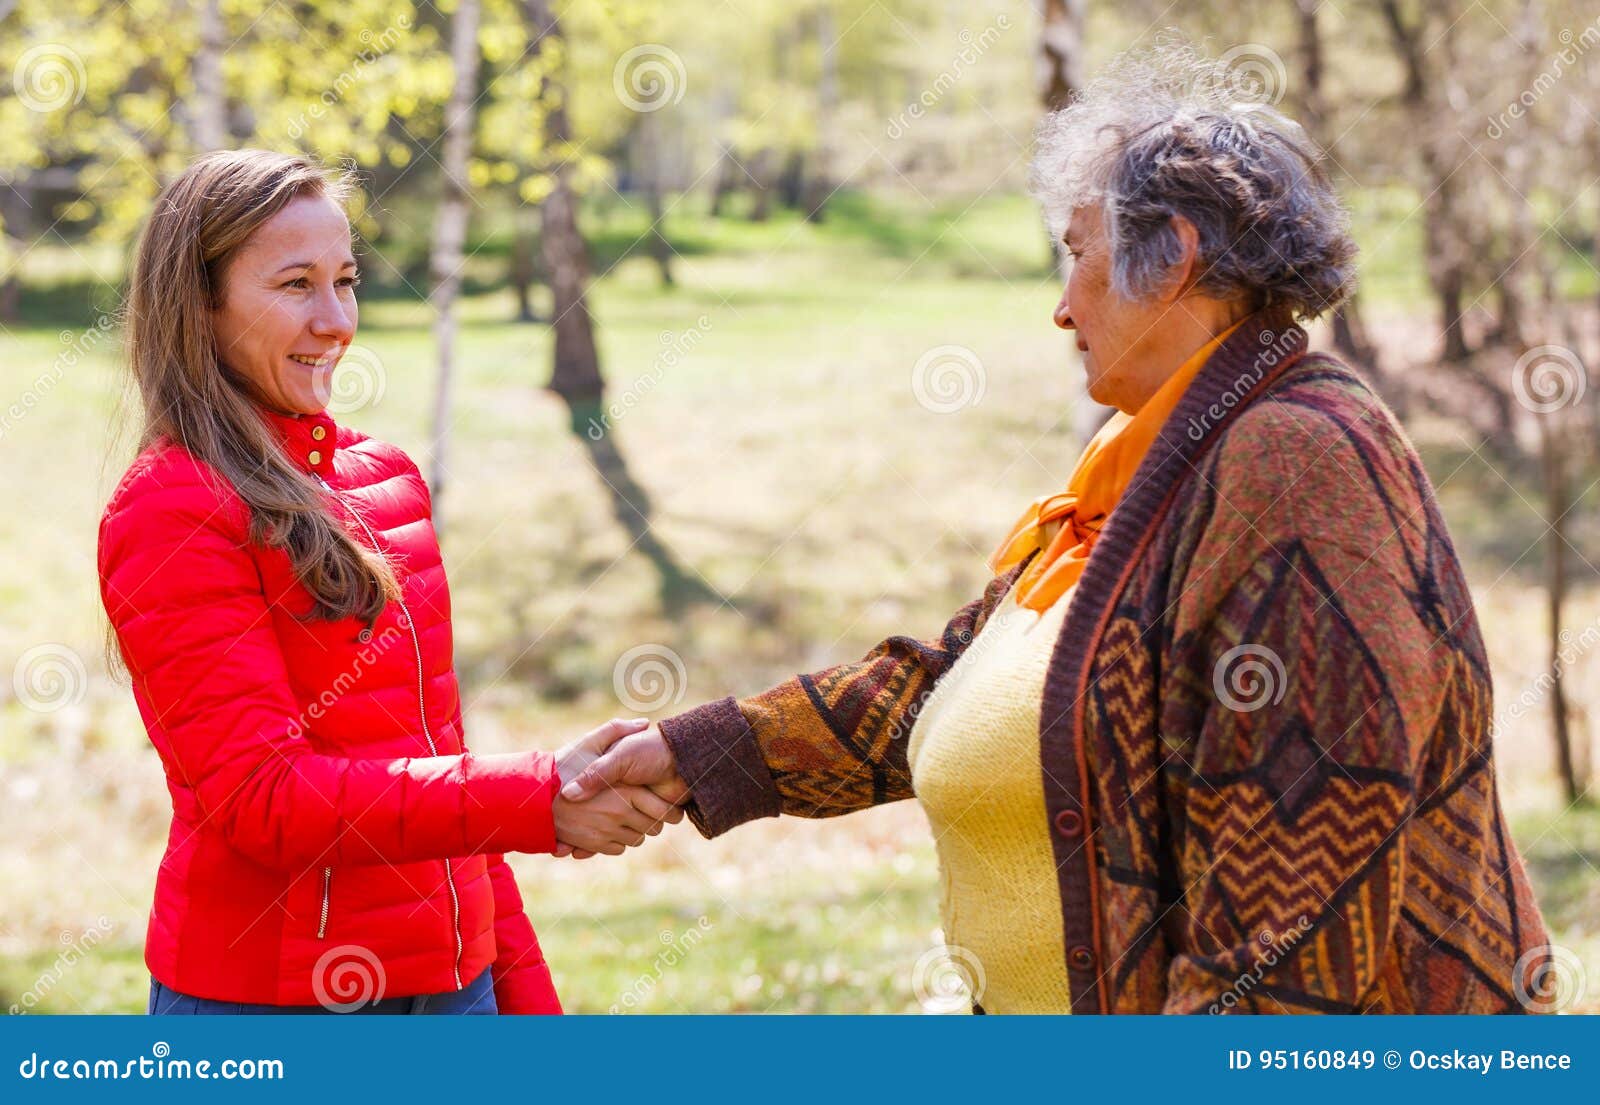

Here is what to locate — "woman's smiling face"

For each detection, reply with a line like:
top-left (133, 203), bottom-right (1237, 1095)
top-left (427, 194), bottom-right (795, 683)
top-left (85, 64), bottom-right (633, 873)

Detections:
top-left (211, 193), bottom-right (359, 416)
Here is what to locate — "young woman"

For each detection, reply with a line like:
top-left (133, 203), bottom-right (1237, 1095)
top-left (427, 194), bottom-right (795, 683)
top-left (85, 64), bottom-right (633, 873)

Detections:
top-left (99, 149), bottom-right (678, 1015)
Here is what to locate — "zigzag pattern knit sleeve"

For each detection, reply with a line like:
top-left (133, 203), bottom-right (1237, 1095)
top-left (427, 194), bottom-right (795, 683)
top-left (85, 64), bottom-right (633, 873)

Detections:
top-left (661, 565), bottom-right (1025, 837)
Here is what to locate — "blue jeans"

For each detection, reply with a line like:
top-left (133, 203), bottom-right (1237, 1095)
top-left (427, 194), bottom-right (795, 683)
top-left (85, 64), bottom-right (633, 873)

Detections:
top-left (147, 967), bottom-right (497, 1015)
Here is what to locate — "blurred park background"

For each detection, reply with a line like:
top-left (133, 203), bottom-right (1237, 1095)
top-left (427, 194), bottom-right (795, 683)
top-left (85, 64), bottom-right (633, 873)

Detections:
top-left (2, 0), bottom-right (1598, 1013)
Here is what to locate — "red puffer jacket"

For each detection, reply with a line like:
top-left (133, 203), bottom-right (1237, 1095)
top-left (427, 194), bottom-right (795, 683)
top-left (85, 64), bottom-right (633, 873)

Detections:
top-left (98, 407), bottom-right (562, 1013)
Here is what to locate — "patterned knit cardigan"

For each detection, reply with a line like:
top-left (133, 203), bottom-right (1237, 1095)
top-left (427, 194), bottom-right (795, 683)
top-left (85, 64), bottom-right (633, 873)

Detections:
top-left (659, 312), bottom-right (1551, 1014)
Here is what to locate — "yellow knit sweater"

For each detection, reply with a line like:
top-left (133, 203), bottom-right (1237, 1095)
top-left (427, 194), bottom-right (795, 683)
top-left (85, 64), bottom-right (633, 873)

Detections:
top-left (906, 581), bottom-right (1073, 1013)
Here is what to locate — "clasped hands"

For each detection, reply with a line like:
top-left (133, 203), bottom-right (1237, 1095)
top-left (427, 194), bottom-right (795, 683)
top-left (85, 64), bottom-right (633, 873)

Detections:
top-left (551, 718), bottom-right (687, 858)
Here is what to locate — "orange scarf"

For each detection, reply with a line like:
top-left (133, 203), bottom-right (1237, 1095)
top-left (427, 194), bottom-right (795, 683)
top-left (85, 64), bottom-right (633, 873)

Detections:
top-left (990, 321), bottom-right (1245, 613)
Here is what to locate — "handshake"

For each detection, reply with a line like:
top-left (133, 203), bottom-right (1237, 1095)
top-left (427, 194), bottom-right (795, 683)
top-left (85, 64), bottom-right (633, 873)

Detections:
top-left (550, 718), bottom-right (687, 858)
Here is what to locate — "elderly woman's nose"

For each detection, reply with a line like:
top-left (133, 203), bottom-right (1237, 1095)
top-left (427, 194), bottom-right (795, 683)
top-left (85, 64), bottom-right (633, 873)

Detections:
top-left (1053, 291), bottom-right (1076, 330)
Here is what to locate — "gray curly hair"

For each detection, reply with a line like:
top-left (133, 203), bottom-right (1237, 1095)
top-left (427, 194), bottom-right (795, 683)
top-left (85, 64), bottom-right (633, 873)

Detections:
top-left (1032, 41), bottom-right (1357, 321)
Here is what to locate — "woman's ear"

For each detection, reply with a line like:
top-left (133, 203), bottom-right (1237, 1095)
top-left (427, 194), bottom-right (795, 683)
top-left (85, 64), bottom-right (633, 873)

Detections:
top-left (1158, 214), bottom-right (1202, 303)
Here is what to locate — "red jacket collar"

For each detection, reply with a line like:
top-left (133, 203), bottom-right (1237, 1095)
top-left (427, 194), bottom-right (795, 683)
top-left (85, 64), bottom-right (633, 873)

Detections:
top-left (258, 407), bottom-right (338, 478)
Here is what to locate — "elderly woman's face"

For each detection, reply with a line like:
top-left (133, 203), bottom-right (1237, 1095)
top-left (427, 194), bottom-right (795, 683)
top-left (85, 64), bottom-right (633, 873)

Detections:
top-left (212, 194), bottom-right (359, 416)
top-left (1053, 204), bottom-right (1168, 412)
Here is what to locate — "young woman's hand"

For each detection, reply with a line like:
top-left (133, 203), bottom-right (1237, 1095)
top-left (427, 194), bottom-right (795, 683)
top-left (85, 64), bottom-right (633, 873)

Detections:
top-left (551, 718), bottom-right (683, 856)
top-left (551, 783), bottom-right (682, 856)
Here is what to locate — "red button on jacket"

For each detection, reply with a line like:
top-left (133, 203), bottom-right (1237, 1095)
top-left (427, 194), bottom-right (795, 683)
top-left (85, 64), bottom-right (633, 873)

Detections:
top-left (98, 408), bottom-right (562, 1013)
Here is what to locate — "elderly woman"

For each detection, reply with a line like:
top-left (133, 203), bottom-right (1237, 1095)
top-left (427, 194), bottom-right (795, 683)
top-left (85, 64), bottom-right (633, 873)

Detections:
top-left (567, 47), bottom-right (1550, 1013)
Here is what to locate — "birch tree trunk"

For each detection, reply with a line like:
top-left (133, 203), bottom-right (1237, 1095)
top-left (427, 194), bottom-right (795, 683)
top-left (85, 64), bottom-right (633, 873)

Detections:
top-left (191, 0), bottom-right (227, 150)
top-left (427, 0), bottom-right (482, 505)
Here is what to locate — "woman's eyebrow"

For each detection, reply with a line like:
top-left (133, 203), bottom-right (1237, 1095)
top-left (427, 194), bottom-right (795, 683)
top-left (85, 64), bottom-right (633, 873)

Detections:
top-left (272, 258), bottom-right (359, 274)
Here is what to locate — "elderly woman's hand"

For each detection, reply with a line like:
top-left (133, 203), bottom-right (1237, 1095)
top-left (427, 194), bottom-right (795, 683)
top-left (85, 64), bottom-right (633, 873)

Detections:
top-left (551, 718), bottom-right (684, 856)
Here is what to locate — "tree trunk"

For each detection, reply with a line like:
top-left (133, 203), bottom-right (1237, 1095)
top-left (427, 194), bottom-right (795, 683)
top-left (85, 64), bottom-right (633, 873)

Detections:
top-left (747, 149), bottom-right (774, 222)
top-left (1540, 416), bottom-right (1583, 803)
top-left (1294, 0), bottom-right (1382, 391)
top-left (708, 137), bottom-right (738, 217)
top-left (802, 5), bottom-right (837, 222)
top-left (509, 198), bottom-right (540, 322)
top-left (636, 116), bottom-right (675, 287)
top-left (0, 177), bottom-right (30, 324)
top-left (510, 3), bottom-right (603, 409)
top-left (1039, 0), bottom-right (1087, 112)
top-left (1379, 0), bottom-right (1473, 363)
top-left (540, 175), bottom-right (604, 407)
top-left (427, 0), bottom-right (482, 506)
top-left (191, 0), bottom-right (227, 150)
top-left (519, 0), bottom-right (718, 611)
top-left (777, 151), bottom-right (805, 210)
top-left (1436, 266), bottom-right (1471, 362)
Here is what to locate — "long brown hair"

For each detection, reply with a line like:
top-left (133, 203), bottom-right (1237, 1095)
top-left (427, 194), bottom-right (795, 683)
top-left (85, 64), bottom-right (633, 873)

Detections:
top-left (124, 149), bottom-right (397, 622)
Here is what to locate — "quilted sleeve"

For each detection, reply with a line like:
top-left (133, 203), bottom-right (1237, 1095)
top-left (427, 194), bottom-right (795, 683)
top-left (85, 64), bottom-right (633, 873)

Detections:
top-left (98, 458), bottom-right (559, 871)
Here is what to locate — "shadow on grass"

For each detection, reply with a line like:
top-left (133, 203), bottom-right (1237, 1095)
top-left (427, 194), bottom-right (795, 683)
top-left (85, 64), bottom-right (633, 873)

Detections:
top-left (1516, 798), bottom-right (1600, 929)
